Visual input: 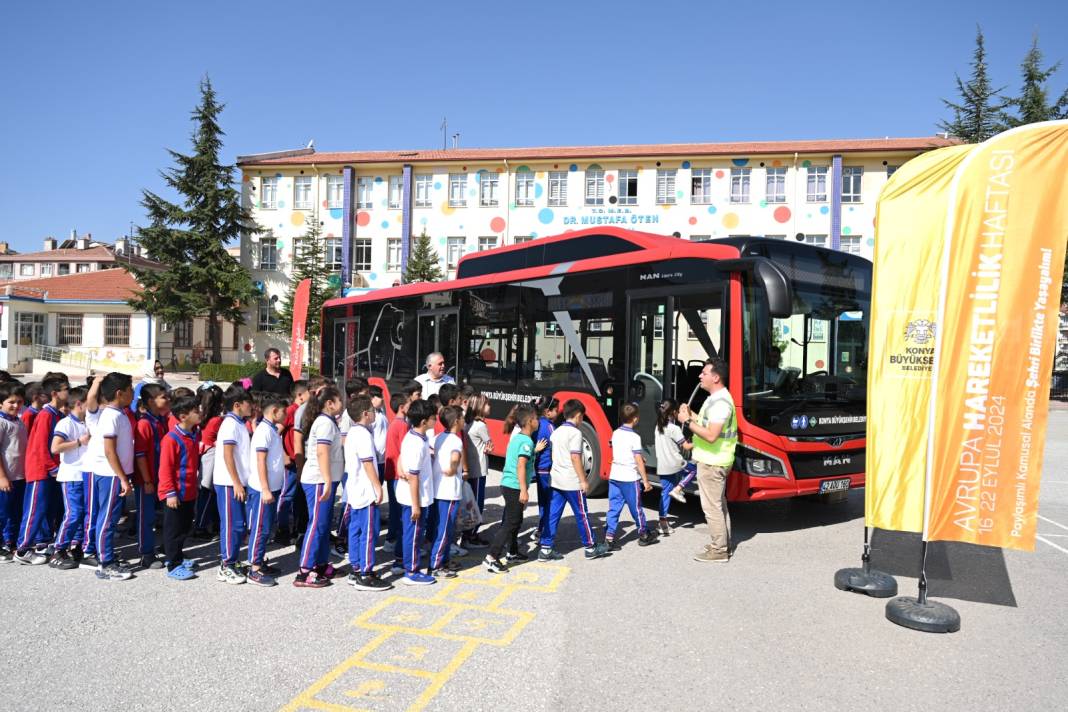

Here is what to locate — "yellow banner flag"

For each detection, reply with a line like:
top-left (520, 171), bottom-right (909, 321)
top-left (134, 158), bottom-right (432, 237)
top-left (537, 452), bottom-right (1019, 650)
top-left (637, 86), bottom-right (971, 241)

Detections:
top-left (925, 121), bottom-right (1068, 549)
top-left (865, 144), bottom-right (974, 533)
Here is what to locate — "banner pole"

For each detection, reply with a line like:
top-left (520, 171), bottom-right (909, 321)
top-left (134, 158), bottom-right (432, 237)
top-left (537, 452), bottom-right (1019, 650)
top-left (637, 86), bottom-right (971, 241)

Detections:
top-left (833, 525), bottom-right (897, 598)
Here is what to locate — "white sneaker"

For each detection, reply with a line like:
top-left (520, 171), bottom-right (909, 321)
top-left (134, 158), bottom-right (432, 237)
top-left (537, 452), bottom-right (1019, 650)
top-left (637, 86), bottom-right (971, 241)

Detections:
top-left (450, 543), bottom-right (467, 558)
top-left (669, 487), bottom-right (687, 504)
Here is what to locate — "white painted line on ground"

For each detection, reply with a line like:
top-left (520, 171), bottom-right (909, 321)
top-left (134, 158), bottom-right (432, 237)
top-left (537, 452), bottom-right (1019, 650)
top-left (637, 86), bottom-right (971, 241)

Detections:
top-left (1036, 535), bottom-right (1068, 556)
top-left (1037, 514), bottom-right (1068, 533)
top-left (1041, 480), bottom-right (1068, 484)
top-left (1040, 533), bottom-right (1068, 538)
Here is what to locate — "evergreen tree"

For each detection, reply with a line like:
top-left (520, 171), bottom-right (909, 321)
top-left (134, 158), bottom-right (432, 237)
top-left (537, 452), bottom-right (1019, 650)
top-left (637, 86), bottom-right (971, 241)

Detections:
top-left (129, 76), bottom-right (260, 363)
top-left (277, 216), bottom-right (339, 348)
top-left (1002, 34), bottom-right (1068, 127)
top-left (939, 27), bottom-right (1006, 143)
top-left (403, 229), bottom-right (445, 283)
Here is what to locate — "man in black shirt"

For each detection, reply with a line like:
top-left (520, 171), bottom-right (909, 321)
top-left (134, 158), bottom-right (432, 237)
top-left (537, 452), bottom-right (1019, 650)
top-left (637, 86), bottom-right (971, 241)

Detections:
top-left (250, 348), bottom-right (294, 395)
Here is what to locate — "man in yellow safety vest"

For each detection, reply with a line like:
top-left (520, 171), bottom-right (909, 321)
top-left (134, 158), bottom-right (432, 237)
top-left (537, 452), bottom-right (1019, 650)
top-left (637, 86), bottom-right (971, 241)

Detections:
top-left (678, 358), bottom-right (736, 563)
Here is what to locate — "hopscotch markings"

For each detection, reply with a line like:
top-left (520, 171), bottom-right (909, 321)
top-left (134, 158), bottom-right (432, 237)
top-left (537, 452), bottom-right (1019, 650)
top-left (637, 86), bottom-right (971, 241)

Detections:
top-left (281, 564), bottom-right (570, 712)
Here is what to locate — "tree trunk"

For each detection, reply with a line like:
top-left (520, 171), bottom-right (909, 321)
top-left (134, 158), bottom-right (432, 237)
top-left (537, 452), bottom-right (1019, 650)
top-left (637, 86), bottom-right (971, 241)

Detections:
top-left (209, 307), bottom-right (221, 364)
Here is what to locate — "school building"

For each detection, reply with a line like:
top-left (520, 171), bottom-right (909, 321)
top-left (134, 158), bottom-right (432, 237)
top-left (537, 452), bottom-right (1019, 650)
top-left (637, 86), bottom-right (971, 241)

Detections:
top-left (236, 136), bottom-right (956, 359)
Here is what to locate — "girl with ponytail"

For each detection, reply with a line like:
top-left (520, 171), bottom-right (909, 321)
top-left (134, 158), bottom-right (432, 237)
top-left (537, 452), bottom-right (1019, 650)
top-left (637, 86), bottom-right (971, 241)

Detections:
top-left (297, 386), bottom-right (344, 588)
top-left (653, 399), bottom-right (696, 536)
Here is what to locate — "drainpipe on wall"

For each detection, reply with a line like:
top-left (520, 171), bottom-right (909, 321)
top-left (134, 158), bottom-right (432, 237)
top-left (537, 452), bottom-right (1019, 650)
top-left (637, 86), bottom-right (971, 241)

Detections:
top-left (341, 166), bottom-right (355, 289)
top-left (791, 152), bottom-right (799, 241)
top-left (503, 159), bottom-right (510, 246)
top-left (400, 164), bottom-right (413, 281)
top-left (830, 154), bottom-right (842, 250)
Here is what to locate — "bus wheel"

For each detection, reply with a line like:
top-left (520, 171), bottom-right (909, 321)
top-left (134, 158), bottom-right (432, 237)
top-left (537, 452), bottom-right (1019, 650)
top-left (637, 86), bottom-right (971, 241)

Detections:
top-left (580, 422), bottom-right (606, 497)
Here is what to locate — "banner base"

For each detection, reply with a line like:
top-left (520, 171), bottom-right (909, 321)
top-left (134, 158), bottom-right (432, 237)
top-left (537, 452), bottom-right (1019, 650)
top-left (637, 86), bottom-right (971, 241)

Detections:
top-left (885, 596), bottom-right (961, 633)
top-left (834, 567), bottom-right (898, 598)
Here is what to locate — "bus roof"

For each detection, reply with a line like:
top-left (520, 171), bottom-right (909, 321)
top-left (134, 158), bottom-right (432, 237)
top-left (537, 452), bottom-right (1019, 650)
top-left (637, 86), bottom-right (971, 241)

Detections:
top-left (324, 227), bottom-right (746, 309)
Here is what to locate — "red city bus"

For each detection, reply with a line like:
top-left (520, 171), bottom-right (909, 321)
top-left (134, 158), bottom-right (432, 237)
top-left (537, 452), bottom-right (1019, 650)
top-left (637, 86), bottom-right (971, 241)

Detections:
top-left (321, 226), bottom-right (869, 500)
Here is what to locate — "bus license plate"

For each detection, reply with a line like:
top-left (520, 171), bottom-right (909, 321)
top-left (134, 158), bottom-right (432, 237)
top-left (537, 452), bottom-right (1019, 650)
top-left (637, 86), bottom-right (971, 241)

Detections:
top-left (819, 478), bottom-right (851, 494)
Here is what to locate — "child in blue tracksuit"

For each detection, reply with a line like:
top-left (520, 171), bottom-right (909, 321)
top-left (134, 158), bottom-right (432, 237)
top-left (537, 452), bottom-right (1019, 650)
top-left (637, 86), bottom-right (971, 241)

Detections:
top-left (48, 386), bottom-right (91, 569)
top-left (343, 396), bottom-right (391, 591)
top-left (653, 399), bottom-right (696, 537)
top-left (394, 399), bottom-right (437, 586)
top-left (532, 397), bottom-right (558, 541)
top-left (297, 386), bottom-right (345, 588)
top-left (0, 382), bottom-right (28, 562)
top-left (604, 404), bottom-right (657, 550)
top-left (429, 406), bottom-right (465, 578)
top-left (247, 395), bottom-right (287, 587)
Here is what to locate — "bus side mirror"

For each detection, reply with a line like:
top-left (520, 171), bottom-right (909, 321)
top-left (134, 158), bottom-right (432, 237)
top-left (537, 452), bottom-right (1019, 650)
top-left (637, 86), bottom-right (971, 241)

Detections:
top-left (754, 260), bottom-right (792, 319)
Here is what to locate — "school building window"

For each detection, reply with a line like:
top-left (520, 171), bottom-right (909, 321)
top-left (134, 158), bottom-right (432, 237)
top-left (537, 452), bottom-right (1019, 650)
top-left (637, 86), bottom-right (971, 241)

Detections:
top-left (57, 314), bottom-right (82, 346)
top-left (386, 238), bottom-right (402, 271)
top-left (691, 168), bottom-right (713, 204)
top-left (293, 176), bottom-right (312, 210)
top-left (886, 165), bottom-right (900, 178)
top-left (841, 166), bottom-right (863, 203)
top-left (806, 166), bottom-right (828, 202)
top-left (839, 235), bottom-right (863, 254)
top-left (585, 169), bottom-right (604, 205)
top-left (0, 264), bottom-right (10, 279)
top-left (548, 171), bottom-right (567, 206)
top-left (414, 175), bottom-right (433, 208)
top-left (765, 167), bottom-right (786, 203)
top-left (478, 236), bottom-right (498, 251)
top-left (799, 233), bottom-right (827, 247)
top-left (174, 319), bottom-right (193, 348)
top-left (689, 234), bottom-right (711, 241)
top-left (515, 172), bottom-right (534, 207)
top-left (356, 177), bottom-right (373, 209)
top-left (449, 173), bottom-right (467, 207)
top-left (479, 172), bottom-right (499, 207)
top-left (513, 235), bottom-right (534, 245)
top-left (325, 238), bottom-right (343, 272)
top-left (104, 315), bottom-right (130, 346)
top-left (326, 174), bottom-right (344, 209)
top-left (446, 237), bottom-right (465, 269)
top-left (19, 264), bottom-right (34, 276)
top-left (41, 264), bottom-right (54, 277)
top-left (389, 175), bottom-right (403, 209)
top-left (257, 241), bottom-right (277, 270)
top-left (76, 263), bottom-right (90, 273)
top-left (656, 169), bottom-right (676, 205)
top-left (257, 299), bottom-right (277, 332)
top-left (15, 312), bottom-right (45, 345)
top-left (352, 238), bottom-right (372, 272)
top-left (58, 263), bottom-right (70, 276)
top-left (260, 176), bottom-right (278, 209)
top-left (729, 168), bottom-right (750, 203)
top-left (617, 169), bottom-right (638, 205)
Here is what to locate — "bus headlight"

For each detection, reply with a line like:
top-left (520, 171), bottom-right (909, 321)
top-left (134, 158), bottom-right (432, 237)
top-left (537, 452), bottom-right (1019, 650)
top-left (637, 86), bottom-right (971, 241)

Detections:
top-left (736, 445), bottom-right (787, 477)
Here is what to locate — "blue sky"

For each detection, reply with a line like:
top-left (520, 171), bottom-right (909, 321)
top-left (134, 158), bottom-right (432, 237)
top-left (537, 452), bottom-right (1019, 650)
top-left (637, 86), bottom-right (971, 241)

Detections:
top-left (1, 0), bottom-right (1065, 252)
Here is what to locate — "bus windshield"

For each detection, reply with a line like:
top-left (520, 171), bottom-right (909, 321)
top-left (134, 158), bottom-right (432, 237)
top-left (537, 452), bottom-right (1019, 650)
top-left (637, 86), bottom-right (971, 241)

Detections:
top-left (742, 247), bottom-right (870, 438)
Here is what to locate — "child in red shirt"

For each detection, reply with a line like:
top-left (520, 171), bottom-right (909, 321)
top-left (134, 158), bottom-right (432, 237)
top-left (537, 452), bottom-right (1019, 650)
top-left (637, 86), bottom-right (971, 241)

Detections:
top-left (158, 395), bottom-right (202, 580)
top-left (134, 384), bottom-right (170, 569)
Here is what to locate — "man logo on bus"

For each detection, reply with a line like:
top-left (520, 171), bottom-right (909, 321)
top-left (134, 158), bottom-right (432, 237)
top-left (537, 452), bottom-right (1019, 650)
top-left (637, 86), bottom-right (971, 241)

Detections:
top-left (904, 319), bottom-right (936, 345)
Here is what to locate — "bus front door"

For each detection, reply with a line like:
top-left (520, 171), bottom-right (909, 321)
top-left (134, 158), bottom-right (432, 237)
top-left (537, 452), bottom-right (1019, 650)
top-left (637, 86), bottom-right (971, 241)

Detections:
top-left (625, 295), bottom-right (673, 469)
top-left (416, 309), bottom-right (460, 380)
top-left (331, 317), bottom-right (359, 392)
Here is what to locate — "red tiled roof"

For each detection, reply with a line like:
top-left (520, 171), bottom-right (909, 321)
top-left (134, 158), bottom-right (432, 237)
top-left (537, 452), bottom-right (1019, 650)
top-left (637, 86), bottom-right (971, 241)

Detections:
top-left (239, 137), bottom-right (958, 167)
top-left (0, 268), bottom-right (142, 302)
top-left (0, 246), bottom-right (115, 262)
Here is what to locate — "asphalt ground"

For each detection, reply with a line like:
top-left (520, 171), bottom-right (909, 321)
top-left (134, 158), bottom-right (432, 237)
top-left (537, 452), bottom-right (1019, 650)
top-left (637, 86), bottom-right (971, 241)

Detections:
top-left (1, 410), bottom-right (1065, 712)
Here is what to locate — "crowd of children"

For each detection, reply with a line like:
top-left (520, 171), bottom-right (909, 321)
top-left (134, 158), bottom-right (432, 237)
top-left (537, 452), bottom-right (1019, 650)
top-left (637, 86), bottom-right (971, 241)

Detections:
top-left (0, 367), bottom-right (702, 588)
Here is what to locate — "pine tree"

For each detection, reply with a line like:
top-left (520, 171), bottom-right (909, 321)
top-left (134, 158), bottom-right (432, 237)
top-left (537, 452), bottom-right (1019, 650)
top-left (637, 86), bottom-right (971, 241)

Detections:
top-left (939, 27), bottom-right (1006, 143)
top-left (129, 76), bottom-right (260, 363)
top-left (403, 229), bottom-right (445, 283)
top-left (277, 216), bottom-right (339, 349)
top-left (1002, 34), bottom-right (1068, 127)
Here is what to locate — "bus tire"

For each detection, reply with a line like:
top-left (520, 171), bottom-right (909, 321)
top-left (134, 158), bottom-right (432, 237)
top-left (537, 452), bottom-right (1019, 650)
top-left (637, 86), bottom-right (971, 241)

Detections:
top-left (579, 421), bottom-right (607, 497)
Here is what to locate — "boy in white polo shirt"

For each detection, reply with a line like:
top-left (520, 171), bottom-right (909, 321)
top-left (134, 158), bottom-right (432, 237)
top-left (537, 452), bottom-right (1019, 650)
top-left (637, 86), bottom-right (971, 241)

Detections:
top-left (395, 399), bottom-right (437, 586)
top-left (344, 396), bottom-right (390, 591)
top-left (214, 384), bottom-right (252, 584)
top-left (603, 403), bottom-right (656, 550)
top-left (246, 394), bottom-right (286, 587)
top-left (87, 373), bottom-right (135, 581)
top-left (48, 386), bottom-right (91, 570)
top-left (428, 405), bottom-right (464, 578)
top-left (538, 399), bottom-right (610, 561)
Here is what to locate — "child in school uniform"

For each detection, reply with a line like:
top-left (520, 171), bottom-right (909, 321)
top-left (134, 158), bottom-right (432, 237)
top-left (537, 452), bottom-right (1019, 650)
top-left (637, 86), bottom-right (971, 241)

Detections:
top-left (296, 386), bottom-right (345, 588)
top-left (654, 399), bottom-right (696, 536)
top-left (79, 375), bottom-right (103, 567)
top-left (134, 383), bottom-right (170, 570)
top-left (369, 386), bottom-right (388, 483)
top-left (604, 403), bottom-right (657, 550)
top-left (332, 379), bottom-right (367, 558)
top-left (429, 405), bottom-right (464, 578)
top-left (276, 380), bottom-right (308, 543)
top-left (19, 383), bottom-right (44, 432)
top-left (343, 395), bottom-right (390, 591)
top-left (394, 399), bottom-right (437, 586)
top-left (538, 399), bottom-right (611, 561)
top-left (157, 395), bottom-right (202, 581)
top-left (213, 384), bottom-right (253, 584)
top-left (192, 385), bottom-right (223, 540)
top-left (19, 376), bottom-right (69, 564)
top-left (383, 394), bottom-right (409, 546)
top-left (48, 386), bottom-right (91, 569)
top-left (0, 383), bottom-right (28, 562)
top-left (86, 372), bottom-right (136, 581)
top-left (246, 395), bottom-right (287, 587)
top-left (532, 397), bottom-right (558, 541)
top-left (484, 404), bottom-right (542, 573)
top-left (461, 395), bottom-right (493, 549)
